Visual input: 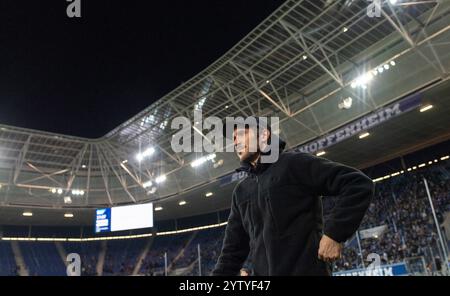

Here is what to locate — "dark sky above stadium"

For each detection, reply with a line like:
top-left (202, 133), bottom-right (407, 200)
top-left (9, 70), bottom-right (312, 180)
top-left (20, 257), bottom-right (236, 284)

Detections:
top-left (0, 0), bottom-right (286, 138)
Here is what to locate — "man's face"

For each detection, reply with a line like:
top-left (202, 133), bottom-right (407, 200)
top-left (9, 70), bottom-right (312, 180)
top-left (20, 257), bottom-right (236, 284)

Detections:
top-left (233, 127), bottom-right (258, 162)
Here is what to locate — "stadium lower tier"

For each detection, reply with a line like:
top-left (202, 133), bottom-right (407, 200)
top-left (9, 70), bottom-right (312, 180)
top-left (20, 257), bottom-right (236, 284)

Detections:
top-left (0, 159), bottom-right (449, 276)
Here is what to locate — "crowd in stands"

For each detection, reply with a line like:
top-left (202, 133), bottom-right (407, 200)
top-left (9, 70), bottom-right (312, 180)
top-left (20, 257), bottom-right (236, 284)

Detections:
top-left (332, 163), bottom-right (450, 272)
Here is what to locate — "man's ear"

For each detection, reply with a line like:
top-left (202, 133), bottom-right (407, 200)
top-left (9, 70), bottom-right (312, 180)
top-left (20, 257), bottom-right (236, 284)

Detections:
top-left (260, 128), bottom-right (271, 144)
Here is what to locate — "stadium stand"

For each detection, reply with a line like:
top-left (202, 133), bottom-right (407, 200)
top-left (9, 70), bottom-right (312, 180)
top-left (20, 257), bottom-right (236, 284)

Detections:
top-left (63, 242), bottom-right (101, 276)
top-left (0, 156), bottom-right (448, 276)
top-left (19, 242), bottom-right (66, 276)
top-left (0, 242), bottom-right (17, 276)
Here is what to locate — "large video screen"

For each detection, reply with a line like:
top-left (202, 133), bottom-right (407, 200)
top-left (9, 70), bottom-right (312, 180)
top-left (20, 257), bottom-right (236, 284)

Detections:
top-left (95, 203), bottom-right (153, 233)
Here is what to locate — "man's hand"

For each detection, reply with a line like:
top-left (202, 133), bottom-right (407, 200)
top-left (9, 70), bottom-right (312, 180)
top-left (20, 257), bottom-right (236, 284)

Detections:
top-left (318, 235), bottom-right (343, 262)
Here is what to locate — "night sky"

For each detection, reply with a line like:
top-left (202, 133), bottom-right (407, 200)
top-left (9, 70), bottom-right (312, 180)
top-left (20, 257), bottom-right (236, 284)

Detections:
top-left (0, 0), bottom-right (286, 138)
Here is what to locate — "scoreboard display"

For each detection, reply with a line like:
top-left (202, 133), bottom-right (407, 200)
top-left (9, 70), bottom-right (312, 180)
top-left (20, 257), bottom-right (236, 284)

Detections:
top-left (95, 203), bottom-right (153, 233)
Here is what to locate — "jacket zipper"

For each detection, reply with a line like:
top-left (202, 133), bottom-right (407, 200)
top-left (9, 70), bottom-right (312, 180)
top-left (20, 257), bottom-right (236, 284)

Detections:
top-left (252, 175), bottom-right (258, 240)
top-left (256, 174), bottom-right (271, 275)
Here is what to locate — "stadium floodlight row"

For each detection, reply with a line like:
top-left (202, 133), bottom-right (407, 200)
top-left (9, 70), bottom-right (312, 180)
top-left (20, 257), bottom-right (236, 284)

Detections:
top-left (0, 0), bottom-right (450, 209)
top-left (0, 222), bottom-right (228, 242)
top-left (373, 154), bottom-right (450, 182)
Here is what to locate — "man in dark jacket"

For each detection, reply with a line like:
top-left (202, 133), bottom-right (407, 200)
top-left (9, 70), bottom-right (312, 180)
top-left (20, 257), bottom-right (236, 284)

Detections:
top-left (213, 119), bottom-right (374, 276)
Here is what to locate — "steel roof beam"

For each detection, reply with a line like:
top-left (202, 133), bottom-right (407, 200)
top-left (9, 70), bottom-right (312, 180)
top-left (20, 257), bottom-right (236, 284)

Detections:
top-left (13, 135), bottom-right (31, 184)
top-left (95, 144), bottom-right (114, 205)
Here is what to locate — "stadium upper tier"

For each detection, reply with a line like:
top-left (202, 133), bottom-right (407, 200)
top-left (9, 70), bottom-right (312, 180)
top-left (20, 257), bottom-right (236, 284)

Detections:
top-left (1, 0), bottom-right (450, 208)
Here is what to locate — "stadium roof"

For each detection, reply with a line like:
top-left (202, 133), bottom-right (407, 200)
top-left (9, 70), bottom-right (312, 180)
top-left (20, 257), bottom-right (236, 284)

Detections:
top-left (1, 0), bottom-right (450, 223)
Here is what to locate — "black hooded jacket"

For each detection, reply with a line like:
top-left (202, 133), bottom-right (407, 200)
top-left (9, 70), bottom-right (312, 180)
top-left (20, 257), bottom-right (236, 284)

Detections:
top-left (212, 140), bottom-right (374, 276)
